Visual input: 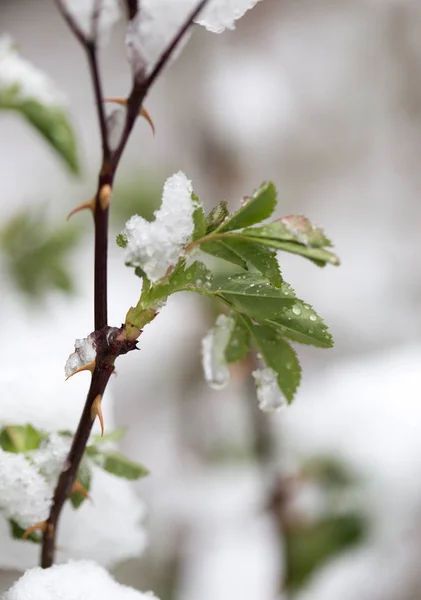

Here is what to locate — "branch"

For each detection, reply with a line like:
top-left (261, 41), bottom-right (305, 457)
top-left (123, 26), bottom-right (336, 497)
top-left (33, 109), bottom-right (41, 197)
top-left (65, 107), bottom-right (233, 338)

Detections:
top-left (41, 359), bottom-right (113, 568)
top-left (86, 45), bottom-right (111, 164)
top-left (55, 0), bottom-right (87, 46)
top-left (42, 0), bottom-right (209, 568)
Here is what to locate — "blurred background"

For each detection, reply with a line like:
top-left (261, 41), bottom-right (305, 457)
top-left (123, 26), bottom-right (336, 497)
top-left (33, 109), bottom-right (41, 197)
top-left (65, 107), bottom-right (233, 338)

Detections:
top-left (1, 0), bottom-right (421, 598)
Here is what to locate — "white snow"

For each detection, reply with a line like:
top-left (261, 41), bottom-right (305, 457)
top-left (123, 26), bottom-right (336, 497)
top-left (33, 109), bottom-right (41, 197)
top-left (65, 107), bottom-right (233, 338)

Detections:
top-left (0, 35), bottom-right (66, 107)
top-left (0, 352), bottom-right (147, 570)
top-left (196, 0), bottom-right (265, 33)
top-left (125, 0), bottom-right (197, 76)
top-left (64, 334), bottom-right (96, 378)
top-left (125, 0), bottom-right (265, 75)
top-left (106, 105), bottom-right (126, 150)
top-left (30, 433), bottom-right (71, 483)
top-left (0, 449), bottom-right (51, 529)
top-left (201, 314), bottom-right (234, 390)
top-left (4, 560), bottom-right (158, 600)
top-left (121, 171), bottom-right (195, 282)
top-left (61, 0), bottom-right (121, 43)
top-left (252, 367), bottom-right (286, 412)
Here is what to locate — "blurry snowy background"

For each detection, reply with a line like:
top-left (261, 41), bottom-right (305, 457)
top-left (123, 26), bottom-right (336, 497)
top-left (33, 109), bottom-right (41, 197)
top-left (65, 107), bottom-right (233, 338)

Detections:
top-left (1, 0), bottom-right (421, 598)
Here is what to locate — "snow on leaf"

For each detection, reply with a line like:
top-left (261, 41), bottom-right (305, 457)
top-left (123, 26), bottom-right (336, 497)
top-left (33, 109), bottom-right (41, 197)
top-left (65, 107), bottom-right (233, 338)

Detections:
top-left (106, 105), bottom-right (126, 150)
top-left (0, 36), bottom-right (66, 107)
top-left (201, 314), bottom-right (235, 390)
top-left (126, 0), bottom-right (197, 76)
top-left (4, 560), bottom-right (159, 600)
top-left (120, 171), bottom-right (196, 282)
top-left (125, 0), bottom-right (265, 76)
top-left (252, 367), bottom-right (286, 413)
top-left (196, 0), bottom-right (265, 33)
top-left (29, 433), bottom-right (71, 483)
top-left (62, 0), bottom-right (121, 43)
top-left (64, 334), bottom-right (96, 378)
top-left (0, 449), bottom-right (51, 529)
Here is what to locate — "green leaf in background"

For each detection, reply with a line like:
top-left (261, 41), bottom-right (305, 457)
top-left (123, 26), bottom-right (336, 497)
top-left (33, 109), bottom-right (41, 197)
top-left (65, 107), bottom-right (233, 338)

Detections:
top-left (0, 209), bottom-right (82, 300)
top-left (267, 301), bottom-right (333, 348)
top-left (216, 182), bottom-right (277, 233)
top-left (192, 192), bottom-right (207, 241)
top-left (205, 200), bottom-right (229, 233)
top-left (242, 220), bottom-right (339, 266)
top-left (284, 515), bottom-right (365, 593)
top-left (70, 459), bottom-right (92, 509)
top-left (250, 324), bottom-right (301, 403)
top-left (88, 448), bottom-right (149, 480)
top-left (9, 520), bottom-right (41, 544)
top-left (224, 313), bottom-right (250, 363)
top-left (300, 456), bottom-right (356, 488)
top-left (0, 425), bottom-right (44, 453)
top-left (0, 85), bottom-right (79, 174)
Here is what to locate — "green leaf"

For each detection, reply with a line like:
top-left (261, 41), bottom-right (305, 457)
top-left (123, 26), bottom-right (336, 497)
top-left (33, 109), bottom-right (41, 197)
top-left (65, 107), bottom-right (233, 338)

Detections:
top-left (116, 233), bottom-right (128, 248)
top-left (70, 459), bottom-right (92, 509)
top-left (224, 313), bottom-right (250, 363)
top-left (9, 520), bottom-right (41, 544)
top-left (242, 221), bottom-right (339, 267)
top-left (284, 515), bottom-right (365, 592)
top-left (207, 237), bottom-right (283, 287)
top-left (0, 85), bottom-right (79, 174)
top-left (205, 201), bottom-right (229, 233)
top-left (267, 301), bottom-right (333, 348)
top-left (0, 425), bottom-right (44, 453)
top-left (192, 193), bottom-right (207, 241)
top-left (88, 449), bottom-right (149, 480)
top-left (201, 239), bottom-right (248, 269)
top-left (211, 273), bottom-right (295, 320)
top-left (140, 260), bottom-right (213, 309)
top-left (216, 182), bottom-right (277, 233)
top-left (212, 273), bottom-right (293, 299)
top-left (250, 324), bottom-right (301, 403)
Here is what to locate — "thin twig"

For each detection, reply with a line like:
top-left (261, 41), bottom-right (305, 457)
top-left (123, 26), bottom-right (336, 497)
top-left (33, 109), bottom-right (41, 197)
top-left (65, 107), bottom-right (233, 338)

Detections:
top-left (55, 0), bottom-right (88, 46)
top-left (111, 0), bottom-right (210, 172)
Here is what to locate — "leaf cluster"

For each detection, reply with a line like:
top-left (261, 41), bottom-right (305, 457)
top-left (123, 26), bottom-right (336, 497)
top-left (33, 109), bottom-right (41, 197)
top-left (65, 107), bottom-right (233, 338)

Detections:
top-left (121, 182), bottom-right (338, 403)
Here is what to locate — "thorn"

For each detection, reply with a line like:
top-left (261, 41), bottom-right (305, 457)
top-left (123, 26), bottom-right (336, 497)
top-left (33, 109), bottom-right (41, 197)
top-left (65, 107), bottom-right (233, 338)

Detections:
top-left (67, 196), bottom-right (96, 221)
top-left (91, 394), bottom-right (104, 436)
top-left (139, 106), bottom-right (155, 136)
top-left (23, 521), bottom-right (47, 540)
top-left (71, 480), bottom-right (92, 503)
top-left (65, 360), bottom-right (96, 381)
top-left (104, 97), bottom-right (155, 135)
top-left (99, 184), bottom-right (112, 211)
